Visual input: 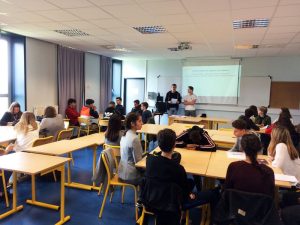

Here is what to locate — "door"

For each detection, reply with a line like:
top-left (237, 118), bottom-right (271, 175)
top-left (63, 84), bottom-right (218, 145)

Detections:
top-left (124, 78), bottom-right (145, 114)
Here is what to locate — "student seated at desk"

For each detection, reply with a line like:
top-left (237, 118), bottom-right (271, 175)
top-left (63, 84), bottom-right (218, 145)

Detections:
top-left (104, 101), bottom-right (116, 119)
top-left (225, 134), bottom-right (275, 197)
top-left (105, 114), bottom-right (123, 146)
top-left (131, 99), bottom-right (142, 115)
top-left (268, 126), bottom-right (300, 181)
top-left (141, 129), bottom-right (219, 225)
top-left (7, 112), bottom-right (39, 152)
top-left (80, 99), bottom-right (99, 119)
top-left (40, 106), bottom-right (64, 140)
top-left (230, 119), bottom-right (254, 152)
top-left (0, 102), bottom-right (22, 126)
top-left (248, 105), bottom-right (258, 122)
top-left (265, 113), bottom-right (299, 147)
top-left (115, 97), bottom-right (126, 117)
top-left (255, 106), bottom-right (271, 126)
top-left (118, 112), bottom-right (143, 185)
top-left (65, 98), bottom-right (80, 126)
top-left (176, 126), bottom-right (216, 152)
top-left (239, 108), bottom-right (259, 131)
top-left (141, 102), bottom-right (152, 124)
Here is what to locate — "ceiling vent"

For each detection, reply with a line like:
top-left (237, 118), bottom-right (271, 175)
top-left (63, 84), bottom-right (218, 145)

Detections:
top-left (233, 19), bottom-right (269, 29)
top-left (168, 42), bottom-right (192, 51)
top-left (133, 25), bottom-right (166, 34)
top-left (54, 29), bottom-right (90, 37)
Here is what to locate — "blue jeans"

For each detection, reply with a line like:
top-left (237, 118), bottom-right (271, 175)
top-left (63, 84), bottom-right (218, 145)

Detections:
top-left (168, 108), bottom-right (178, 116)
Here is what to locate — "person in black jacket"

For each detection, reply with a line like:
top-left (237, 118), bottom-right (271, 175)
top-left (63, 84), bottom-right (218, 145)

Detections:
top-left (103, 101), bottom-right (116, 119)
top-left (165, 84), bottom-right (182, 116)
top-left (141, 102), bottom-right (152, 124)
top-left (0, 102), bottom-right (22, 126)
top-left (115, 97), bottom-right (125, 116)
top-left (131, 99), bottom-right (142, 115)
top-left (239, 108), bottom-right (260, 131)
top-left (142, 129), bottom-right (218, 225)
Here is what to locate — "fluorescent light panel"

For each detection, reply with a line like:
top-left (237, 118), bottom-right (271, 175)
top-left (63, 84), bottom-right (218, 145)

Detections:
top-left (233, 19), bottom-right (269, 29)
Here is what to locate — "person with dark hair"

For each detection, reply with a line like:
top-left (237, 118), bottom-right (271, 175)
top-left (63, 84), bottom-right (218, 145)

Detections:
top-left (118, 112), bottom-right (143, 185)
top-left (183, 86), bottom-right (197, 117)
top-left (265, 113), bottom-right (299, 147)
top-left (165, 84), bottom-right (182, 116)
top-left (65, 98), bottom-right (80, 126)
top-left (105, 114), bottom-right (123, 146)
top-left (40, 106), bottom-right (64, 139)
top-left (0, 102), bottom-right (22, 126)
top-left (239, 108), bottom-right (260, 131)
top-left (80, 98), bottom-right (99, 118)
top-left (176, 126), bottom-right (216, 152)
top-left (131, 99), bottom-right (142, 115)
top-left (142, 128), bottom-right (219, 225)
top-left (225, 134), bottom-right (275, 197)
top-left (104, 101), bottom-right (116, 119)
top-left (249, 105), bottom-right (258, 119)
top-left (141, 102), bottom-right (152, 124)
top-left (255, 106), bottom-right (271, 126)
top-left (230, 119), bottom-right (254, 152)
top-left (115, 97), bottom-right (125, 116)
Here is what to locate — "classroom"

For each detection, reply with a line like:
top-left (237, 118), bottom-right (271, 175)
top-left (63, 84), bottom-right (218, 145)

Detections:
top-left (0, 0), bottom-right (300, 225)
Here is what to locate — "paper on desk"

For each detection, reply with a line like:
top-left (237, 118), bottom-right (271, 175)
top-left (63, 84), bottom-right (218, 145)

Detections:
top-left (227, 152), bottom-right (246, 160)
top-left (275, 174), bottom-right (298, 184)
top-left (171, 98), bottom-right (177, 104)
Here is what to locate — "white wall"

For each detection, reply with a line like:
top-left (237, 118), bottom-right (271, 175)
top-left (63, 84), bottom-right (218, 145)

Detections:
top-left (122, 56), bottom-right (300, 124)
top-left (26, 38), bottom-right (57, 111)
top-left (85, 53), bottom-right (100, 109)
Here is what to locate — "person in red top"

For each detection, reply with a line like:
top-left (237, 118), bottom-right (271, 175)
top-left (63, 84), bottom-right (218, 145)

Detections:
top-left (65, 98), bottom-right (80, 126)
top-left (80, 99), bottom-right (99, 119)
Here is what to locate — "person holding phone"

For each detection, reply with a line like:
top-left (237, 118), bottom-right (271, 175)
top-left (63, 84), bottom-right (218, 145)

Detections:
top-left (165, 84), bottom-right (182, 116)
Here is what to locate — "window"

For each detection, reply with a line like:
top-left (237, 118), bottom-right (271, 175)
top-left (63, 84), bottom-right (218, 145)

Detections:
top-left (112, 60), bottom-right (122, 100)
top-left (0, 33), bottom-right (25, 118)
top-left (0, 38), bottom-right (9, 117)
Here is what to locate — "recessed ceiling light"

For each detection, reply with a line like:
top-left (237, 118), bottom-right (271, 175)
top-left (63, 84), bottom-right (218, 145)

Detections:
top-left (100, 45), bottom-right (131, 52)
top-left (235, 44), bottom-right (259, 49)
top-left (133, 25), bottom-right (166, 34)
top-left (0, 12), bottom-right (8, 16)
top-left (233, 19), bottom-right (269, 29)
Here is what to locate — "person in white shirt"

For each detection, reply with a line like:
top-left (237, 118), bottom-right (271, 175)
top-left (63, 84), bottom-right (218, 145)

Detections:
top-left (183, 86), bottom-right (197, 117)
top-left (5, 112), bottom-right (39, 152)
top-left (268, 126), bottom-right (300, 182)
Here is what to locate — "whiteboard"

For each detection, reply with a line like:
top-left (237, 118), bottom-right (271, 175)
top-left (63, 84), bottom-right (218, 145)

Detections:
top-left (238, 76), bottom-right (271, 107)
top-left (157, 76), bottom-right (182, 98)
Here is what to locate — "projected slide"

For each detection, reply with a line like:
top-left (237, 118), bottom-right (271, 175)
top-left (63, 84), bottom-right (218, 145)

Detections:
top-left (182, 64), bottom-right (240, 104)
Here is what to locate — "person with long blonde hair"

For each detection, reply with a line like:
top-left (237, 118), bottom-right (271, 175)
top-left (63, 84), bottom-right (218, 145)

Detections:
top-left (6, 112), bottom-right (39, 152)
top-left (268, 126), bottom-right (300, 181)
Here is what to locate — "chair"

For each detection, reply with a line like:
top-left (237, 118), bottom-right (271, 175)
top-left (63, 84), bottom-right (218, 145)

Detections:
top-left (0, 170), bottom-right (9, 208)
top-left (214, 189), bottom-right (282, 225)
top-left (57, 128), bottom-right (74, 165)
top-left (78, 117), bottom-right (92, 136)
top-left (32, 136), bottom-right (57, 182)
top-left (136, 206), bottom-right (156, 225)
top-left (98, 150), bottom-right (138, 220)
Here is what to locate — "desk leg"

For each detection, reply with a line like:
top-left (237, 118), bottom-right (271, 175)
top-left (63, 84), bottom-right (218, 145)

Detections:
top-left (91, 145), bottom-right (100, 191)
top-left (55, 165), bottom-right (71, 225)
top-left (0, 171), bottom-right (23, 219)
top-left (144, 134), bottom-right (147, 152)
top-left (64, 152), bottom-right (93, 191)
top-left (26, 175), bottom-right (59, 210)
top-left (1, 170), bottom-right (9, 208)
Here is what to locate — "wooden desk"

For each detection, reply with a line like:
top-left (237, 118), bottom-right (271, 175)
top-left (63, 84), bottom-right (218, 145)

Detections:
top-left (137, 124), bottom-right (168, 135)
top-left (206, 129), bottom-right (236, 148)
top-left (0, 152), bottom-right (70, 224)
top-left (169, 123), bottom-right (204, 136)
top-left (206, 151), bottom-right (291, 188)
top-left (136, 148), bottom-right (212, 176)
top-left (0, 126), bottom-right (16, 146)
top-left (168, 116), bottom-right (230, 129)
top-left (25, 133), bottom-right (105, 191)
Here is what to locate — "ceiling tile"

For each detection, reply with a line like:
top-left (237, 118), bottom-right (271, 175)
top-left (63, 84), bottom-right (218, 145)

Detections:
top-left (9, 0), bottom-right (58, 10)
top-left (264, 32), bottom-right (297, 39)
top-left (37, 10), bottom-right (80, 21)
top-left (279, 0), bottom-right (300, 5)
top-left (275, 4), bottom-right (300, 17)
top-left (89, 18), bottom-right (126, 28)
top-left (67, 7), bottom-right (112, 20)
top-left (231, 7), bottom-right (276, 20)
top-left (261, 38), bottom-right (291, 44)
top-left (190, 11), bottom-right (231, 23)
top-left (270, 16), bottom-right (300, 26)
top-left (101, 4), bottom-right (150, 18)
top-left (165, 24), bottom-right (197, 33)
top-left (88, 0), bottom-right (135, 6)
top-left (267, 25), bottom-right (300, 33)
top-left (138, 1), bottom-right (186, 15)
top-left (256, 48), bottom-right (281, 56)
top-left (62, 21), bottom-right (99, 30)
top-left (290, 33), bottom-right (300, 42)
top-left (7, 12), bottom-right (51, 23)
top-left (230, 0), bottom-right (279, 10)
top-left (182, 0), bottom-right (230, 12)
top-left (45, 0), bottom-right (93, 8)
top-left (157, 14), bottom-right (194, 25)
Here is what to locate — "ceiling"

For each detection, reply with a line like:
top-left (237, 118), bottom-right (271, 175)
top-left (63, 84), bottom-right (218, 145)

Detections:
top-left (1, 0), bottom-right (300, 59)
